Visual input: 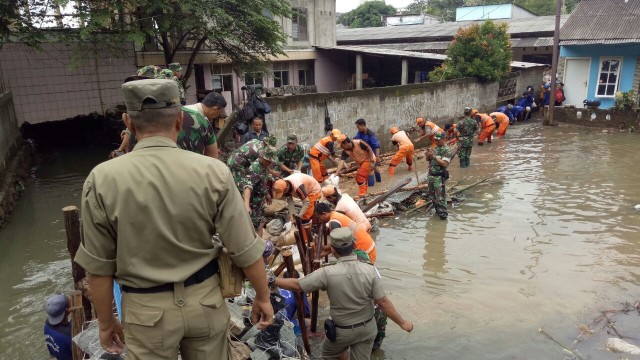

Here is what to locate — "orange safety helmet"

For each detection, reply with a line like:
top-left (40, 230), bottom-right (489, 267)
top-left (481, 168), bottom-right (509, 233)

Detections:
top-left (273, 179), bottom-right (288, 199)
top-left (416, 117), bottom-right (426, 126)
top-left (321, 185), bottom-right (338, 198)
top-left (390, 126), bottom-right (399, 134)
top-left (337, 134), bottom-right (347, 144)
top-left (330, 129), bottom-right (341, 139)
top-left (470, 109), bottom-right (479, 118)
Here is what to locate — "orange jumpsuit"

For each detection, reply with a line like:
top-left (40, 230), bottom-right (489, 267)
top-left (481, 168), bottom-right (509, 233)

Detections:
top-left (328, 211), bottom-right (377, 264)
top-left (284, 173), bottom-right (321, 225)
top-left (445, 124), bottom-right (459, 144)
top-left (490, 112), bottom-right (510, 136)
top-left (419, 121), bottom-right (444, 148)
top-left (389, 130), bottom-right (414, 175)
top-left (341, 140), bottom-right (375, 195)
top-left (308, 136), bottom-right (336, 182)
top-left (477, 114), bottom-right (496, 144)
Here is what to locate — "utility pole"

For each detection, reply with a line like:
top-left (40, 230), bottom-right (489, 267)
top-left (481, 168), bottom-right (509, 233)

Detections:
top-left (545, 0), bottom-right (563, 126)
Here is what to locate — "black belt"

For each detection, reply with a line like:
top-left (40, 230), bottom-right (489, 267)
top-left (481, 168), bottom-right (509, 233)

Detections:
top-left (308, 153), bottom-right (321, 160)
top-left (335, 317), bottom-right (374, 329)
top-left (121, 259), bottom-right (219, 294)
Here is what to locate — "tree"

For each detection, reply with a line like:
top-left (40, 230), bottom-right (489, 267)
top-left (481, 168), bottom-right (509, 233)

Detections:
top-left (338, 2), bottom-right (397, 28)
top-left (2, 0), bottom-right (291, 85)
top-left (429, 20), bottom-right (511, 82)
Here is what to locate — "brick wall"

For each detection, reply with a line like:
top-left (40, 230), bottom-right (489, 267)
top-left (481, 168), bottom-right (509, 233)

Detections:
top-left (553, 106), bottom-right (640, 130)
top-left (264, 78), bottom-right (499, 152)
top-left (0, 42), bottom-right (137, 125)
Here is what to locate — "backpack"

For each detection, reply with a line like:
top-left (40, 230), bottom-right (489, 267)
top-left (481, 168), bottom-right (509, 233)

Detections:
top-left (555, 89), bottom-right (565, 103)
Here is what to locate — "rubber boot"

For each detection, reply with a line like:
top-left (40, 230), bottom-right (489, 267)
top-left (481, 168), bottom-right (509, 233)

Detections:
top-left (368, 174), bottom-right (375, 187)
top-left (375, 171), bottom-right (382, 182)
top-left (466, 159), bottom-right (470, 167)
top-left (459, 159), bottom-right (467, 168)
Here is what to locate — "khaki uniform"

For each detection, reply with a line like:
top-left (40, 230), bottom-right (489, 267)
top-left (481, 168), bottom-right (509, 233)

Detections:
top-left (299, 255), bottom-right (385, 359)
top-left (75, 136), bottom-right (264, 359)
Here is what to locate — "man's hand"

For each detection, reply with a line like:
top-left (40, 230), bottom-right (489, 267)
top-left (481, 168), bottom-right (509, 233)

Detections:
top-left (400, 320), bottom-right (414, 333)
top-left (98, 317), bottom-right (125, 353)
top-left (251, 298), bottom-right (274, 330)
top-left (245, 204), bottom-right (252, 214)
top-left (266, 194), bottom-right (272, 206)
top-left (425, 148), bottom-right (434, 160)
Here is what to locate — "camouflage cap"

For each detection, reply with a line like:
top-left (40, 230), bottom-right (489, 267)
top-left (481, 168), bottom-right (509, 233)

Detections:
top-left (434, 131), bottom-right (446, 140)
top-left (167, 62), bottom-right (182, 72)
top-left (259, 145), bottom-right (279, 163)
top-left (329, 228), bottom-right (355, 248)
top-left (122, 79), bottom-right (181, 111)
top-left (287, 134), bottom-right (298, 143)
top-left (263, 135), bottom-right (277, 147)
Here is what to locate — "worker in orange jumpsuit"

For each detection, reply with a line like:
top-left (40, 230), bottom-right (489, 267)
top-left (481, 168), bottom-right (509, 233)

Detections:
top-left (476, 113), bottom-right (496, 145)
top-left (490, 112), bottom-right (510, 136)
top-left (308, 129), bottom-right (341, 182)
top-left (444, 122), bottom-right (459, 145)
top-left (335, 135), bottom-right (376, 196)
top-left (414, 117), bottom-right (443, 148)
top-left (315, 202), bottom-right (377, 264)
top-left (273, 173), bottom-right (322, 231)
top-left (388, 127), bottom-right (415, 175)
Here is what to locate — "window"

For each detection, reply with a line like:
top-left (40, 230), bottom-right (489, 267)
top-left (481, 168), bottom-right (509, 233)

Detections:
top-left (292, 8), bottom-right (308, 41)
top-left (211, 65), bottom-right (233, 92)
top-left (273, 63), bottom-right (289, 88)
top-left (244, 73), bottom-right (263, 86)
top-left (596, 57), bottom-right (621, 97)
top-left (298, 68), bottom-right (315, 86)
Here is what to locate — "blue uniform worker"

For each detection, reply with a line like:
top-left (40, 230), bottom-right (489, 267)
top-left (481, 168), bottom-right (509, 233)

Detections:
top-left (43, 294), bottom-right (72, 360)
top-left (353, 118), bottom-right (382, 184)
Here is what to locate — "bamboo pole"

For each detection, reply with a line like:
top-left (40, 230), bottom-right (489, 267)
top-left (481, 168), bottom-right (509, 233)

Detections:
top-left (69, 290), bottom-right (85, 360)
top-left (63, 206), bottom-right (93, 320)
top-left (283, 250), bottom-right (311, 355)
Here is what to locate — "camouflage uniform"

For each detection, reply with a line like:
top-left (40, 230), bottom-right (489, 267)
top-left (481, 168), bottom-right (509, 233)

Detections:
top-left (243, 160), bottom-right (271, 229)
top-left (428, 139), bottom-right (454, 219)
top-left (456, 116), bottom-right (478, 167)
top-left (276, 143), bottom-right (305, 172)
top-left (227, 138), bottom-right (272, 191)
top-left (137, 65), bottom-right (185, 103)
top-left (352, 249), bottom-right (387, 351)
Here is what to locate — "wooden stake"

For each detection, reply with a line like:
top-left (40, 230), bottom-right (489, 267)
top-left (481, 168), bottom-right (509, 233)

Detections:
top-left (283, 250), bottom-right (311, 355)
top-left (63, 206), bottom-right (93, 320)
top-left (69, 290), bottom-right (85, 360)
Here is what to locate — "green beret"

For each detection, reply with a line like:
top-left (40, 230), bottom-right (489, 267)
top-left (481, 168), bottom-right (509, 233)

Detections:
top-left (329, 228), bottom-right (355, 248)
top-left (122, 79), bottom-right (181, 111)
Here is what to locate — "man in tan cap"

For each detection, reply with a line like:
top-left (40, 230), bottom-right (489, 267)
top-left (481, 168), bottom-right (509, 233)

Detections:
top-left (321, 185), bottom-right (371, 233)
top-left (75, 79), bottom-right (273, 359)
top-left (273, 228), bottom-right (413, 360)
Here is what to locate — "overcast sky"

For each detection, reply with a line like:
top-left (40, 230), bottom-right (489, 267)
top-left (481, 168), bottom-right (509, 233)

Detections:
top-left (336, 0), bottom-right (415, 13)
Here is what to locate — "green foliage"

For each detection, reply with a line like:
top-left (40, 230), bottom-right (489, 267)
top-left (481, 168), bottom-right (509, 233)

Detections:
top-left (429, 20), bottom-right (512, 82)
top-left (338, 2), bottom-right (397, 28)
top-left (1, 0), bottom-right (291, 83)
top-left (614, 90), bottom-right (638, 111)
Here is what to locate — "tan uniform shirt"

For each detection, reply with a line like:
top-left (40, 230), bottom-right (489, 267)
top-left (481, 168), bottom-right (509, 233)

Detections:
top-left (299, 255), bottom-right (385, 326)
top-left (335, 194), bottom-right (371, 232)
top-left (75, 136), bottom-right (264, 288)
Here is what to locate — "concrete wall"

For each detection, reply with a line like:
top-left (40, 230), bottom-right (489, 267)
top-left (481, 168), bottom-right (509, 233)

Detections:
top-left (0, 42), bottom-right (137, 125)
top-left (264, 78), bottom-right (498, 152)
top-left (553, 106), bottom-right (640, 130)
top-left (0, 91), bottom-right (20, 174)
top-left (516, 66), bottom-right (548, 99)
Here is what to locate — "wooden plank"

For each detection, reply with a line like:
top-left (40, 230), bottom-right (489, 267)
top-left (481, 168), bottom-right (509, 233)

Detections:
top-left (283, 250), bottom-right (311, 355)
top-left (69, 290), bottom-right (85, 360)
top-left (63, 206), bottom-right (93, 320)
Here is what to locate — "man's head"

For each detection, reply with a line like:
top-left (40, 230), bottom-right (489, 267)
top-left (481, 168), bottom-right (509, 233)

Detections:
top-left (263, 135), bottom-right (277, 147)
top-left (201, 92), bottom-right (227, 120)
top-left (330, 129), bottom-right (341, 141)
top-left (416, 117), bottom-right (426, 126)
top-left (355, 118), bottom-right (368, 133)
top-left (329, 227), bottom-right (355, 257)
top-left (259, 145), bottom-right (278, 166)
top-left (463, 107), bottom-right (472, 116)
top-left (251, 116), bottom-right (264, 134)
top-left (434, 131), bottom-right (447, 146)
top-left (273, 179), bottom-right (291, 199)
top-left (390, 126), bottom-right (399, 135)
top-left (286, 134), bottom-right (298, 151)
top-left (507, 103), bottom-right (514, 109)
top-left (167, 62), bottom-right (182, 76)
top-left (338, 135), bottom-right (352, 150)
top-left (314, 202), bottom-right (333, 222)
top-left (321, 185), bottom-right (340, 205)
top-left (45, 294), bottom-right (68, 325)
top-left (122, 79), bottom-right (183, 137)
top-left (470, 109), bottom-right (479, 118)
top-left (444, 122), bottom-right (454, 131)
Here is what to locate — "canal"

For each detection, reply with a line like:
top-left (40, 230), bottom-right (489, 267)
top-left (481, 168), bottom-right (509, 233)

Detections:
top-left (1, 123), bottom-right (639, 359)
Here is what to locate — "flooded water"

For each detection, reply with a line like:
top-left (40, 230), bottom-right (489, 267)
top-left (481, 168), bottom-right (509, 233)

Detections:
top-left (1, 124), bottom-right (639, 359)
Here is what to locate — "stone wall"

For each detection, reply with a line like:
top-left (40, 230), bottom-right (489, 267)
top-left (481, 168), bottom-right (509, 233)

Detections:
top-left (0, 91), bottom-right (20, 174)
top-left (553, 106), bottom-right (640, 130)
top-left (265, 78), bottom-right (499, 152)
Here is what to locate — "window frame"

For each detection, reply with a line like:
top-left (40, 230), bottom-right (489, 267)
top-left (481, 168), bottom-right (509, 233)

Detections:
top-left (273, 62), bottom-right (289, 88)
top-left (595, 56), bottom-right (623, 98)
top-left (292, 7), bottom-right (308, 42)
top-left (244, 72), bottom-right (264, 86)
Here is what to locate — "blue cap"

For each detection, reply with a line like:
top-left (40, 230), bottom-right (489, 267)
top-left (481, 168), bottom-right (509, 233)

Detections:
top-left (44, 294), bottom-right (68, 325)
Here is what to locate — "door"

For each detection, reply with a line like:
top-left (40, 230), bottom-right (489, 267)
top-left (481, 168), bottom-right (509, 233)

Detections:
top-left (564, 58), bottom-right (590, 106)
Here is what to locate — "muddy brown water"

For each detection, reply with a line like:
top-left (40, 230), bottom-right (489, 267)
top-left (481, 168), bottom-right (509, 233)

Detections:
top-left (1, 123), bottom-right (639, 359)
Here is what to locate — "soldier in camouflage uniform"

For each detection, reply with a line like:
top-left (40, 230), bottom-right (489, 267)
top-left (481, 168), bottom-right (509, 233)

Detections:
top-left (276, 134), bottom-right (305, 176)
top-left (227, 136), bottom-right (277, 190)
top-left (241, 146), bottom-right (279, 233)
top-left (137, 64), bottom-right (185, 104)
top-left (456, 107), bottom-right (479, 168)
top-left (426, 132), bottom-right (454, 220)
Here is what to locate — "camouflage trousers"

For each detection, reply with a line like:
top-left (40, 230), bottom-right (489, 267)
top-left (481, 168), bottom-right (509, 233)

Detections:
top-left (458, 143), bottom-right (473, 163)
top-left (428, 175), bottom-right (447, 218)
top-left (250, 194), bottom-right (266, 230)
top-left (373, 306), bottom-right (387, 350)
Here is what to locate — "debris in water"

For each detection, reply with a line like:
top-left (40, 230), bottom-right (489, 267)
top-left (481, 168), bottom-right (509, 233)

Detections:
top-left (634, 204), bottom-right (640, 211)
top-left (606, 338), bottom-right (640, 355)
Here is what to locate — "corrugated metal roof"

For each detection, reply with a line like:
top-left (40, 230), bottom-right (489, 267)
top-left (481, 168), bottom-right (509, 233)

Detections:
top-left (561, 39), bottom-right (640, 45)
top-left (358, 37), bottom-right (554, 51)
top-left (560, 0), bottom-right (640, 43)
top-left (315, 45), bottom-right (549, 69)
top-left (337, 15), bottom-right (568, 44)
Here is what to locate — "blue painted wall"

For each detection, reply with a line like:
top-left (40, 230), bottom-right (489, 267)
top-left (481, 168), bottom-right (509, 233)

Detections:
top-left (560, 44), bottom-right (639, 109)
